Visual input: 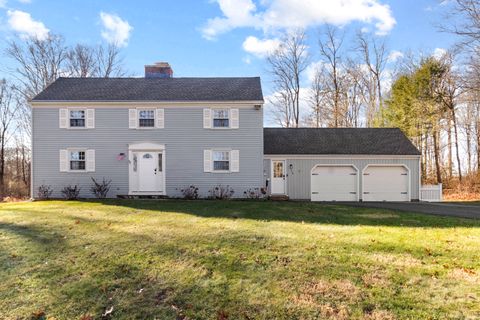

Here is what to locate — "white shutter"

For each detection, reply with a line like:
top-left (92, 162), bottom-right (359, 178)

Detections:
top-left (230, 109), bottom-right (239, 129)
top-left (156, 109), bottom-right (164, 128)
top-left (231, 150), bottom-right (239, 172)
top-left (203, 108), bottom-right (212, 128)
top-left (86, 109), bottom-right (95, 128)
top-left (129, 109), bottom-right (137, 129)
top-left (86, 149), bottom-right (95, 172)
top-left (59, 149), bottom-right (68, 172)
top-left (204, 150), bottom-right (212, 172)
top-left (59, 109), bottom-right (68, 128)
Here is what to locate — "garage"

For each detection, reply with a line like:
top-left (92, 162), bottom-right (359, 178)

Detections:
top-left (363, 165), bottom-right (409, 201)
top-left (311, 165), bottom-right (358, 201)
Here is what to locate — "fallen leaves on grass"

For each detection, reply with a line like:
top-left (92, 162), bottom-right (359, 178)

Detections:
top-left (29, 310), bottom-right (46, 320)
top-left (362, 271), bottom-right (390, 288)
top-left (364, 309), bottom-right (396, 320)
top-left (449, 268), bottom-right (479, 284)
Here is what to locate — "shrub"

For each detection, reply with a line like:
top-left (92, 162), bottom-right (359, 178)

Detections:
top-left (37, 185), bottom-right (53, 199)
top-left (180, 185), bottom-right (199, 200)
top-left (243, 187), bottom-right (266, 199)
top-left (90, 177), bottom-right (112, 199)
top-left (208, 185), bottom-right (234, 200)
top-left (61, 185), bottom-right (81, 200)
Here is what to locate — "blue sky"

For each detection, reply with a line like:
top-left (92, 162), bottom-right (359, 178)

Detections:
top-left (0, 0), bottom-right (458, 100)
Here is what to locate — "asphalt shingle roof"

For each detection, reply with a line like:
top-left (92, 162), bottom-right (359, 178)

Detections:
top-left (264, 128), bottom-right (421, 155)
top-left (32, 77), bottom-right (263, 102)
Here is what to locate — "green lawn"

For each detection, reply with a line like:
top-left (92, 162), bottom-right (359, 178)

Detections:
top-left (0, 200), bottom-right (479, 319)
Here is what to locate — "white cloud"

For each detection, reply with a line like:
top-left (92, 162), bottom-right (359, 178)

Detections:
top-left (242, 36), bottom-right (280, 57)
top-left (202, 0), bottom-right (396, 39)
top-left (100, 12), bottom-right (132, 47)
top-left (387, 50), bottom-right (403, 63)
top-left (433, 47), bottom-right (447, 60)
top-left (18, 0), bottom-right (32, 3)
top-left (0, 0), bottom-right (7, 8)
top-left (305, 61), bottom-right (324, 82)
top-left (242, 56), bottom-right (252, 64)
top-left (7, 10), bottom-right (49, 40)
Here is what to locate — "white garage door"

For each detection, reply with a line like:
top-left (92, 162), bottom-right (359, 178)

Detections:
top-left (363, 166), bottom-right (409, 201)
top-left (311, 165), bottom-right (358, 201)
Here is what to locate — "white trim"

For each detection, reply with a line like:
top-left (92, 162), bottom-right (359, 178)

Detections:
top-left (63, 148), bottom-right (89, 173)
top-left (128, 146), bottom-right (166, 196)
top-left (310, 164), bottom-right (360, 201)
top-left (361, 164), bottom-right (411, 202)
top-left (264, 154), bottom-right (421, 160)
top-left (65, 108), bottom-right (90, 130)
top-left (136, 108), bottom-right (156, 129)
top-left (210, 149), bottom-right (233, 173)
top-left (31, 101), bottom-right (264, 108)
top-left (128, 142), bottom-right (165, 151)
top-left (270, 159), bottom-right (287, 195)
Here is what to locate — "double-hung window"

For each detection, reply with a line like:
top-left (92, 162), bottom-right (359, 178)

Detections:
top-left (70, 110), bottom-right (85, 128)
top-left (213, 151), bottom-right (230, 171)
top-left (70, 150), bottom-right (86, 171)
top-left (139, 110), bottom-right (155, 128)
top-left (213, 109), bottom-right (229, 128)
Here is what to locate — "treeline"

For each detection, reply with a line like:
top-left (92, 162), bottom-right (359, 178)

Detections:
top-left (267, 0), bottom-right (480, 191)
top-left (0, 35), bottom-right (127, 199)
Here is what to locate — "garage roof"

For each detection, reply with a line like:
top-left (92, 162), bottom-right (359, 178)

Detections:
top-left (264, 128), bottom-right (421, 155)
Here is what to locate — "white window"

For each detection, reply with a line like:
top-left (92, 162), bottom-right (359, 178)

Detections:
top-left (204, 149), bottom-right (239, 173)
top-left (213, 109), bottom-right (229, 128)
top-left (204, 108), bottom-right (239, 129)
top-left (213, 151), bottom-right (230, 171)
top-left (59, 108), bottom-right (94, 129)
top-left (60, 149), bottom-right (95, 172)
top-left (70, 110), bottom-right (85, 127)
top-left (138, 109), bottom-right (155, 127)
top-left (70, 150), bottom-right (86, 171)
top-left (129, 109), bottom-right (164, 129)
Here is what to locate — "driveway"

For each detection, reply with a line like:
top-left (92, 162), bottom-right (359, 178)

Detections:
top-left (338, 202), bottom-right (480, 219)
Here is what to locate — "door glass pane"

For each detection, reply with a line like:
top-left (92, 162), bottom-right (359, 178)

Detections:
top-left (273, 161), bottom-right (283, 178)
top-left (158, 154), bottom-right (163, 172)
top-left (143, 153), bottom-right (152, 159)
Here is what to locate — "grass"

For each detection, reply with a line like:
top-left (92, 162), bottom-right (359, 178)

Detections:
top-left (0, 200), bottom-right (479, 319)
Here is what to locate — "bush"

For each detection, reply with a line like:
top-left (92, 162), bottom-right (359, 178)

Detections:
top-left (61, 185), bottom-right (81, 200)
top-left (90, 177), bottom-right (111, 199)
top-left (243, 187), bottom-right (266, 199)
top-left (208, 185), bottom-right (234, 200)
top-left (180, 185), bottom-right (199, 200)
top-left (37, 185), bottom-right (53, 199)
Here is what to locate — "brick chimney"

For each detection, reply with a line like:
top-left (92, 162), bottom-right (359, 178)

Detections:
top-left (145, 62), bottom-right (173, 78)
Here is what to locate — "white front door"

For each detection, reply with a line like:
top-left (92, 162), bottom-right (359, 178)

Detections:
top-left (271, 160), bottom-right (286, 194)
top-left (136, 152), bottom-right (164, 192)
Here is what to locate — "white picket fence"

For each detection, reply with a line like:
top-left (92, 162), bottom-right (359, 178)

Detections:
top-left (420, 183), bottom-right (443, 202)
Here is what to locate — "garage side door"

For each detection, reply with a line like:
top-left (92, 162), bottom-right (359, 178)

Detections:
top-left (311, 166), bottom-right (358, 201)
top-left (363, 166), bottom-right (409, 201)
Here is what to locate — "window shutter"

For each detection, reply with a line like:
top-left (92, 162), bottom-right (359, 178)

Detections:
top-left (59, 149), bottom-right (68, 172)
top-left (230, 150), bottom-right (239, 172)
top-left (230, 109), bottom-right (239, 129)
top-left (86, 149), bottom-right (95, 172)
top-left (129, 109), bottom-right (137, 129)
top-left (204, 150), bottom-right (212, 172)
top-left (156, 108), bottom-right (164, 128)
top-left (59, 109), bottom-right (68, 128)
top-left (203, 108), bottom-right (212, 128)
top-left (86, 109), bottom-right (95, 128)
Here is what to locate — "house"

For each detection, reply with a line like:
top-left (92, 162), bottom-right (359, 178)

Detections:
top-left (31, 62), bottom-right (421, 201)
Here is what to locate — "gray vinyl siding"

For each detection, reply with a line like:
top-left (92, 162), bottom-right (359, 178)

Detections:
top-left (32, 107), bottom-right (263, 198)
top-left (264, 157), bottom-right (420, 201)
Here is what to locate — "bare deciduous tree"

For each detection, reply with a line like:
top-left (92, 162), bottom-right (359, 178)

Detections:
top-left (268, 30), bottom-right (308, 127)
